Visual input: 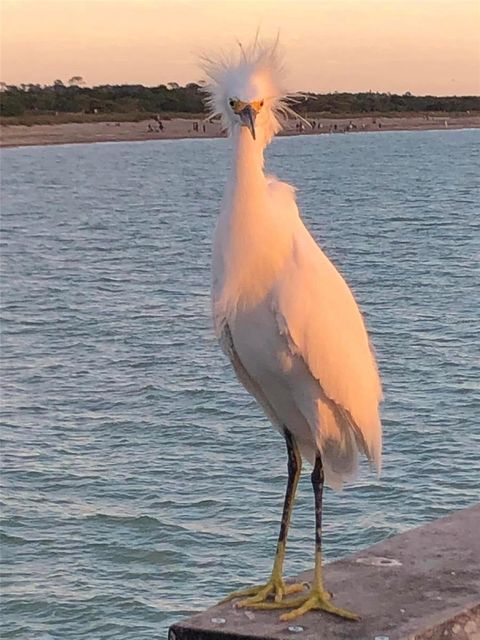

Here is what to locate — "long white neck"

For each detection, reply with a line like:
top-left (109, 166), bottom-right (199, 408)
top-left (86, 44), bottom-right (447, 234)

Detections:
top-left (214, 125), bottom-right (290, 315)
top-left (225, 127), bottom-right (267, 215)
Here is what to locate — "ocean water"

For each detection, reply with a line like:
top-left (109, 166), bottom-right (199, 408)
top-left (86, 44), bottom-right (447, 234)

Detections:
top-left (1, 129), bottom-right (479, 639)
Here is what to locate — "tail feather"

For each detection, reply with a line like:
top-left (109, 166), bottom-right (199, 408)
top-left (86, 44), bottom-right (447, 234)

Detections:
top-left (316, 396), bottom-right (381, 491)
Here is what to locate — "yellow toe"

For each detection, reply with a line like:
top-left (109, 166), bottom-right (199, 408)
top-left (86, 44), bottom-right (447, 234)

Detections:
top-left (279, 590), bottom-right (360, 622)
top-left (221, 580), bottom-right (307, 608)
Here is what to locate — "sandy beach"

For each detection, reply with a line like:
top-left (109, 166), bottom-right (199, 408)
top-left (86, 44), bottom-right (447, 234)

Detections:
top-left (1, 114), bottom-right (479, 148)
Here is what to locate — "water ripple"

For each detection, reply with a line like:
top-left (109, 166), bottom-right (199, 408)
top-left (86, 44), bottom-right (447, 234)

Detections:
top-left (1, 130), bottom-right (479, 639)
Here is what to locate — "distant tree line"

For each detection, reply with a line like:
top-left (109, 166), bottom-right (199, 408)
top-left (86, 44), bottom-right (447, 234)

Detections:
top-left (1, 78), bottom-right (479, 118)
top-left (300, 91), bottom-right (480, 114)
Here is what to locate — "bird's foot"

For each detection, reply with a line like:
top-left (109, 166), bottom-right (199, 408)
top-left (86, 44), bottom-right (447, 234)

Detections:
top-left (221, 577), bottom-right (306, 607)
top-left (245, 588), bottom-right (360, 621)
top-left (279, 589), bottom-right (359, 621)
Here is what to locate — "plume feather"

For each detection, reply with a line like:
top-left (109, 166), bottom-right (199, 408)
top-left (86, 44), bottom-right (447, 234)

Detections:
top-left (200, 39), bottom-right (309, 143)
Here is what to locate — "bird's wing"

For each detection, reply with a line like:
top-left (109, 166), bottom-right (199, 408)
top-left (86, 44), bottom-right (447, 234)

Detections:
top-left (218, 321), bottom-right (282, 428)
top-left (271, 198), bottom-right (383, 473)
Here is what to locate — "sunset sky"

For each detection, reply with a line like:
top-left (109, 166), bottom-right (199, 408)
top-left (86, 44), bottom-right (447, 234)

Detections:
top-left (2, 0), bottom-right (479, 95)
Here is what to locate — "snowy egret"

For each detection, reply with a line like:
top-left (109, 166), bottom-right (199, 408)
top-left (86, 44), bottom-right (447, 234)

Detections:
top-left (204, 41), bottom-right (382, 622)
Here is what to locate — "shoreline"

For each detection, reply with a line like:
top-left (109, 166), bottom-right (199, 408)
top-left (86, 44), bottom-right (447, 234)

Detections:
top-left (1, 114), bottom-right (479, 149)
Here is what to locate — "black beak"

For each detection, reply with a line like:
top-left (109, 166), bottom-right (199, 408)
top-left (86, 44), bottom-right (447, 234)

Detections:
top-left (239, 104), bottom-right (256, 140)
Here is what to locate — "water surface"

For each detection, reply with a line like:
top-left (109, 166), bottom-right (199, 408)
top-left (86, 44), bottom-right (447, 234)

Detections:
top-left (1, 129), bottom-right (479, 639)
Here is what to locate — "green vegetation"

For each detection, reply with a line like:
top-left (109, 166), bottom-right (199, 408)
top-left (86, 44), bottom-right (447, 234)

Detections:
top-left (0, 80), bottom-right (204, 121)
top-left (1, 78), bottom-right (479, 124)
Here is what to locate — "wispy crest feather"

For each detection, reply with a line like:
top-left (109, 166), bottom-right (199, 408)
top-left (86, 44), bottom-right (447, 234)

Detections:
top-left (200, 39), bottom-right (308, 144)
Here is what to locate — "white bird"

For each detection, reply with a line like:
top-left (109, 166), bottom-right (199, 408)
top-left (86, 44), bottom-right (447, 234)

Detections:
top-left (204, 40), bottom-right (382, 622)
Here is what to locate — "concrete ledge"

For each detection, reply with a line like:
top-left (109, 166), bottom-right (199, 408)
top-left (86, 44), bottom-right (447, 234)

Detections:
top-left (168, 505), bottom-right (480, 640)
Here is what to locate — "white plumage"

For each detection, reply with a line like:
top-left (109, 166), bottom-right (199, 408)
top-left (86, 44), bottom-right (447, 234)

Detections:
top-left (206, 40), bottom-right (382, 490)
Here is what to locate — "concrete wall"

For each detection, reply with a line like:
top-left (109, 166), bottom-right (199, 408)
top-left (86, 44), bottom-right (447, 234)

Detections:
top-left (169, 504), bottom-right (480, 640)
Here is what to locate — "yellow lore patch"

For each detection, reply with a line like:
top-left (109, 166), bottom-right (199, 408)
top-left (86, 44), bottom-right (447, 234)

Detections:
top-left (230, 99), bottom-right (264, 114)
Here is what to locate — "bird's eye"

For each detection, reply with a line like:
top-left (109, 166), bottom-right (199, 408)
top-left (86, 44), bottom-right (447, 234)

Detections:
top-left (229, 99), bottom-right (235, 107)
top-left (260, 100), bottom-right (264, 107)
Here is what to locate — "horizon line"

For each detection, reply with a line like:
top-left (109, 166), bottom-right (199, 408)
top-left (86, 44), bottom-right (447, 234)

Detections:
top-left (1, 81), bottom-right (479, 99)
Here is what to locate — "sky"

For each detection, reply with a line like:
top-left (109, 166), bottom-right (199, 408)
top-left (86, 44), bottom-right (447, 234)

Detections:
top-left (1, 0), bottom-right (480, 95)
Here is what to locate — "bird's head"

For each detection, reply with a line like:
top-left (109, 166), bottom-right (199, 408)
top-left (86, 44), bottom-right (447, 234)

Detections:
top-left (202, 39), bottom-right (295, 146)
top-left (226, 97), bottom-right (264, 142)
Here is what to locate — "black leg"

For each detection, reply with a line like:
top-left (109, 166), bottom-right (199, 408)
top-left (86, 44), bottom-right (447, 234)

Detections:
top-left (221, 429), bottom-right (305, 606)
top-left (276, 430), bottom-right (302, 551)
top-left (233, 449), bottom-right (359, 620)
top-left (311, 453), bottom-right (325, 578)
